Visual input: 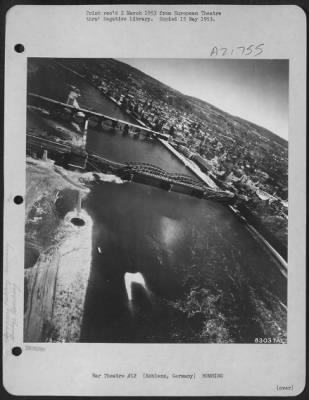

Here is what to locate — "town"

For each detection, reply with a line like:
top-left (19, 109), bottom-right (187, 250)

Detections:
top-left (55, 59), bottom-right (288, 256)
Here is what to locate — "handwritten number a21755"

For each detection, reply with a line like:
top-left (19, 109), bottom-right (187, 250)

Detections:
top-left (210, 43), bottom-right (264, 57)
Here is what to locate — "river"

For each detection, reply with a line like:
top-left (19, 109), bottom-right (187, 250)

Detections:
top-left (27, 59), bottom-right (287, 343)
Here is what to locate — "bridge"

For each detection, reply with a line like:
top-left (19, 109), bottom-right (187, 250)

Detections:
top-left (120, 162), bottom-right (209, 189)
top-left (26, 134), bottom-right (235, 203)
top-left (82, 155), bottom-right (234, 202)
top-left (27, 93), bottom-right (169, 147)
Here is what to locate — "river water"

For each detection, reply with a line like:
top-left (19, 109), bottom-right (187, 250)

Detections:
top-left (27, 59), bottom-right (287, 343)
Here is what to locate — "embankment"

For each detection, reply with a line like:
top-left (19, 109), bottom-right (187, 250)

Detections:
top-left (24, 158), bottom-right (93, 342)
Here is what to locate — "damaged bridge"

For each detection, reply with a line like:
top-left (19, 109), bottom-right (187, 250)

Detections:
top-left (27, 134), bottom-right (235, 204)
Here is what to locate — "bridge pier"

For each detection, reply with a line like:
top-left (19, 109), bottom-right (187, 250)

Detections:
top-left (123, 124), bottom-right (129, 135)
top-left (101, 118), bottom-right (115, 130)
top-left (94, 117), bottom-right (102, 129)
top-left (86, 116), bottom-right (100, 129)
top-left (72, 110), bottom-right (85, 125)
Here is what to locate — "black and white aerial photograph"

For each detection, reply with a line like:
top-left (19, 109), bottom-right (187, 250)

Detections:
top-left (24, 58), bottom-right (288, 344)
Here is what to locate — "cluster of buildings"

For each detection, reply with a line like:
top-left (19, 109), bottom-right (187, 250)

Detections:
top-left (79, 62), bottom-right (288, 223)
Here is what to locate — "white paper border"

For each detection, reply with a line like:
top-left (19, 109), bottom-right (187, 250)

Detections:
top-left (3, 4), bottom-right (306, 396)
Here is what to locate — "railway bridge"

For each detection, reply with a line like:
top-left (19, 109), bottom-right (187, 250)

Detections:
top-left (85, 154), bottom-right (235, 203)
top-left (26, 134), bottom-right (235, 203)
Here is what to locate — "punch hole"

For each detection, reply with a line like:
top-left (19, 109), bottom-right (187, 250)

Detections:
top-left (14, 44), bottom-right (25, 53)
top-left (12, 346), bottom-right (22, 356)
top-left (14, 195), bottom-right (24, 205)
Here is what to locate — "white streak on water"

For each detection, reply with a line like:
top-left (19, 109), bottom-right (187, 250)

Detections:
top-left (124, 272), bottom-right (148, 302)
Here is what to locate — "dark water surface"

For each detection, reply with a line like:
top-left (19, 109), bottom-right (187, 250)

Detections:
top-left (27, 60), bottom-right (287, 343)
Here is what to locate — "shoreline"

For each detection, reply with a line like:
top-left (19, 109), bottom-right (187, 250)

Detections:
top-left (228, 205), bottom-right (287, 275)
top-left (156, 138), bottom-right (218, 189)
top-left (24, 157), bottom-right (127, 342)
top-left (24, 159), bottom-right (93, 342)
top-left (156, 141), bottom-right (287, 270)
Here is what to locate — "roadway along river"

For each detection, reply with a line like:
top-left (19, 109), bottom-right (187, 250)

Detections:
top-left (27, 59), bottom-right (287, 343)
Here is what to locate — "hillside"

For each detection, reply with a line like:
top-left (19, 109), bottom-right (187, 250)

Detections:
top-left (70, 58), bottom-right (287, 148)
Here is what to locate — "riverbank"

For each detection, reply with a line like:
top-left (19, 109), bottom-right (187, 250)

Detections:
top-left (157, 138), bottom-right (218, 189)
top-left (24, 158), bottom-right (93, 342)
top-left (24, 157), bottom-right (128, 342)
top-left (158, 138), bottom-right (287, 266)
top-left (25, 156), bottom-right (128, 342)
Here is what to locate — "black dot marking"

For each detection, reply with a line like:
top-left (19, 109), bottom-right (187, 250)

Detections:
top-left (71, 217), bottom-right (85, 227)
top-left (14, 195), bottom-right (24, 205)
top-left (14, 44), bottom-right (25, 53)
top-left (12, 347), bottom-right (22, 356)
